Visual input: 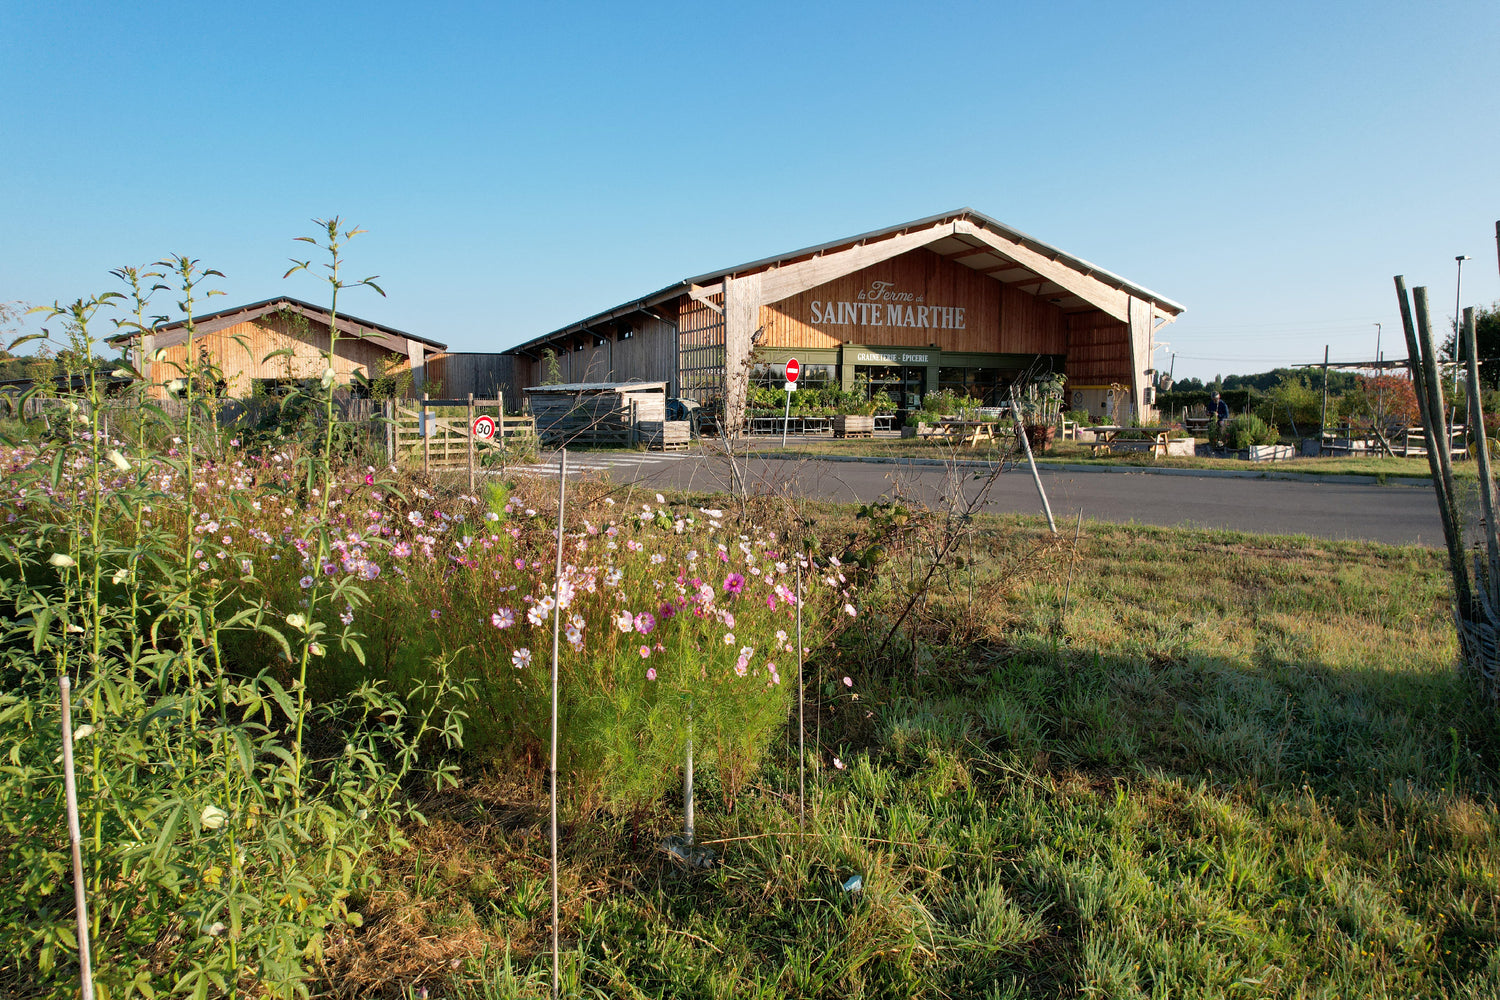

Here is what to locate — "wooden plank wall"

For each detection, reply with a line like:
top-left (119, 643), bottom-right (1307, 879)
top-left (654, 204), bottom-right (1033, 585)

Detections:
top-left (513, 315), bottom-right (680, 393)
top-left (426, 353), bottom-right (517, 401)
top-left (1064, 309), bottom-right (1131, 383)
top-left (147, 313), bottom-right (408, 399)
top-left (758, 248), bottom-right (1068, 356)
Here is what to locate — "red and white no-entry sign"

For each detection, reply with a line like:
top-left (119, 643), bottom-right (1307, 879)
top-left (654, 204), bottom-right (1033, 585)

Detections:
top-left (785, 357), bottom-right (800, 383)
top-left (471, 414), bottom-right (496, 440)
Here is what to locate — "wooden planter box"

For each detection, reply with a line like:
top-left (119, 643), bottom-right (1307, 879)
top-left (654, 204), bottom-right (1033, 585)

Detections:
top-left (1023, 424), bottom-right (1056, 453)
top-left (1165, 437), bottom-right (1197, 457)
top-left (832, 414), bottom-right (874, 439)
top-left (637, 420), bottom-right (691, 451)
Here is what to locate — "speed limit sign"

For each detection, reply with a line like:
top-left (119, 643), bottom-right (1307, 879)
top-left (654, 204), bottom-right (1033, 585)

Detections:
top-left (471, 415), bottom-right (496, 440)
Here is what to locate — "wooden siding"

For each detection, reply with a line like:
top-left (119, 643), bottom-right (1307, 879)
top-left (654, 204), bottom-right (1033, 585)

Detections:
top-left (1064, 310), bottom-right (1132, 384)
top-left (757, 248), bottom-right (1068, 356)
top-left (510, 316), bottom-right (679, 399)
top-left (147, 311), bottom-right (409, 399)
top-left (425, 353), bottom-right (517, 401)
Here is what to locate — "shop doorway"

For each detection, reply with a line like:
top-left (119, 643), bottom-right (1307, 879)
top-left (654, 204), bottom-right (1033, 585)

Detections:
top-left (856, 364), bottom-right (926, 414)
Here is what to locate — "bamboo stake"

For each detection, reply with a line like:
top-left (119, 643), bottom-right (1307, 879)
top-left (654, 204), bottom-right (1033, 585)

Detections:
top-left (1463, 307), bottom-right (1500, 568)
top-left (1010, 387), bottom-right (1058, 534)
top-left (60, 676), bottom-right (95, 1000)
top-left (1413, 285), bottom-right (1474, 617)
top-left (549, 448), bottom-right (566, 1000)
top-left (796, 556), bottom-right (805, 832)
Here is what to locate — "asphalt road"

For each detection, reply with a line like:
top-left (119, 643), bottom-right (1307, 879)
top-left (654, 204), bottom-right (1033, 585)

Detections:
top-left (511, 451), bottom-right (1451, 547)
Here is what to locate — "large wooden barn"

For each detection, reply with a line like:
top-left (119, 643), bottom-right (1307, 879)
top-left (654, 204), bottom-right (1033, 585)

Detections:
top-left (501, 209), bottom-right (1183, 425)
top-left (120, 297), bottom-right (448, 399)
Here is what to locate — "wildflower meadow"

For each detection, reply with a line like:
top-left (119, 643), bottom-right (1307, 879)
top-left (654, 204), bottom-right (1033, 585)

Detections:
top-left (0, 227), bottom-right (858, 998)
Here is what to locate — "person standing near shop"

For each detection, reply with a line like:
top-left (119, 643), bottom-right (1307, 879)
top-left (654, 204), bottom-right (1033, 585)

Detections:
top-left (1210, 392), bottom-right (1231, 451)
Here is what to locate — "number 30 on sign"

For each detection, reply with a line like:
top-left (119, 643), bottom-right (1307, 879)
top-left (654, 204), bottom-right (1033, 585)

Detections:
top-left (471, 415), bottom-right (496, 440)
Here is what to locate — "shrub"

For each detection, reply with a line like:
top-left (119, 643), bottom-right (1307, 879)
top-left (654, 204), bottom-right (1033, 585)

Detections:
top-left (1222, 413), bottom-right (1278, 450)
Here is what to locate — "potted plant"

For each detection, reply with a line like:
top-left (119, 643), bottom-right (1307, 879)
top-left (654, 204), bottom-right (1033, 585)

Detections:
top-left (831, 387), bottom-right (876, 438)
top-left (1013, 373), bottom-right (1067, 453)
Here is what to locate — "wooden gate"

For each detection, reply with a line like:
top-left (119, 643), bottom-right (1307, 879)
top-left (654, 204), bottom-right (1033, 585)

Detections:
top-left (392, 394), bottom-right (536, 485)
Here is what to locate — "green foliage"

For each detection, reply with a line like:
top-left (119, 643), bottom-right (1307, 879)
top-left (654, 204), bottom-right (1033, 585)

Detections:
top-left (1221, 412), bottom-right (1279, 449)
top-left (0, 234), bottom-right (470, 998)
top-left (540, 347), bottom-right (563, 386)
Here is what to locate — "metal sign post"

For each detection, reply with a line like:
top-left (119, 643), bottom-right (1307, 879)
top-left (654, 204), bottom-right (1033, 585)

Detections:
top-left (782, 357), bottom-right (800, 448)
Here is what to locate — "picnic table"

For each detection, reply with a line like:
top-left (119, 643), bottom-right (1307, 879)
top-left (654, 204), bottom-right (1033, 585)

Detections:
top-left (932, 419), bottom-right (1002, 447)
top-left (1089, 425), bottom-right (1174, 458)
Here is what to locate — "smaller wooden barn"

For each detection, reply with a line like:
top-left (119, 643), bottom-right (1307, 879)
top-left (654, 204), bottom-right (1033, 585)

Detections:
top-left (111, 297), bottom-right (447, 400)
top-left (524, 381), bottom-right (684, 449)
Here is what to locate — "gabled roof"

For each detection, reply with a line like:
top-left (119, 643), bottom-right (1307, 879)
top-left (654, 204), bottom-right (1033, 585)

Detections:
top-left (505, 208), bottom-right (1184, 355)
top-left (109, 296), bottom-right (446, 355)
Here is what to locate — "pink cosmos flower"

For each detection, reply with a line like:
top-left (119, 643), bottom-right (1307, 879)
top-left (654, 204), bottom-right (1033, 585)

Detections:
top-left (843, 676), bottom-right (853, 687)
top-left (430, 609), bottom-right (441, 620)
top-left (634, 612), bottom-right (655, 635)
top-left (491, 608), bottom-right (515, 629)
top-left (646, 667), bottom-right (657, 681)
top-left (724, 573), bottom-right (745, 595)
top-left (639, 645), bottom-right (651, 659)
top-left (364, 473), bottom-right (374, 485)
top-left (512, 647), bottom-right (532, 669)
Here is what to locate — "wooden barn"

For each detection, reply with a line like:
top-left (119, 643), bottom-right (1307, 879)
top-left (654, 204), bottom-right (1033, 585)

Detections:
top-left (500, 209), bottom-right (1183, 426)
top-left (114, 297), bottom-right (447, 399)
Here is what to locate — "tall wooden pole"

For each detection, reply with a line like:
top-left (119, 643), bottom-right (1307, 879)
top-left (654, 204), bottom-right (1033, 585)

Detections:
top-left (1319, 345), bottom-right (1330, 452)
top-left (421, 392), bottom-right (430, 477)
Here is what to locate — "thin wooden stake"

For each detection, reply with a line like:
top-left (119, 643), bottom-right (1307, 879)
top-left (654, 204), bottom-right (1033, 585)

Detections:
top-left (60, 676), bottom-right (95, 1000)
top-left (467, 392), bottom-right (475, 495)
top-left (1010, 387), bottom-right (1058, 534)
top-left (796, 556), bottom-right (805, 832)
top-left (549, 447), bottom-right (566, 1000)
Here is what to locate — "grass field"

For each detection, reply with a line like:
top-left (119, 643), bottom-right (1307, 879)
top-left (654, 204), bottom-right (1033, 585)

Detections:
top-left (333, 513), bottom-right (1500, 999)
top-left (744, 436), bottom-right (1472, 480)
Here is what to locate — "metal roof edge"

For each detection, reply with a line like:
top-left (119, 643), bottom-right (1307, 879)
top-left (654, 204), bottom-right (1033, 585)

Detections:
top-left (501, 207), bottom-right (1185, 355)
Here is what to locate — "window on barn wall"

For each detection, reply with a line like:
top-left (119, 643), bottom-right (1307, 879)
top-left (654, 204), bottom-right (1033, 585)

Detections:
top-left (750, 363), bottom-right (836, 389)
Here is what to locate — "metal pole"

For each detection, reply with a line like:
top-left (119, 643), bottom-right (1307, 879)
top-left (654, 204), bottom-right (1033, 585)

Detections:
top-left (1455, 255), bottom-right (1472, 442)
top-left (781, 383), bottom-right (791, 448)
top-left (549, 448), bottom-right (566, 1000)
top-left (60, 676), bottom-right (95, 1000)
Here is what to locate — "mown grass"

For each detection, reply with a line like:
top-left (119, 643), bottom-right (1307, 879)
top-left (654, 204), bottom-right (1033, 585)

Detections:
top-left (323, 513), bottom-right (1499, 999)
top-left (752, 436), bottom-right (1476, 480)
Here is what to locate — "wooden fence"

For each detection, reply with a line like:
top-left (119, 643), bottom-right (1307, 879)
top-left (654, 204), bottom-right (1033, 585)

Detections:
top-left (392, 395), bottom-right (538, 488)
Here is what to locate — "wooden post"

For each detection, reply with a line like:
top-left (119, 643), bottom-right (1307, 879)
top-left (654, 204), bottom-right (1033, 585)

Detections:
top-left (1319, 345), bottom-right (1329, 454)
top-left (467, 392), bottom-right (475, 494)
top-left (422, 392), bottom-right (430, 477)
top-left (385, 399), bottom-right (394, 465)
top-left (630, 399), bottom-right (637, 448)
top-left (498, 391), bottom-right (506, 452)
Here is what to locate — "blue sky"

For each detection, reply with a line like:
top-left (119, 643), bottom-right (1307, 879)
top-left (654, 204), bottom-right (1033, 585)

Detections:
top-left (3, 0), bottom-right (1497, 381)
